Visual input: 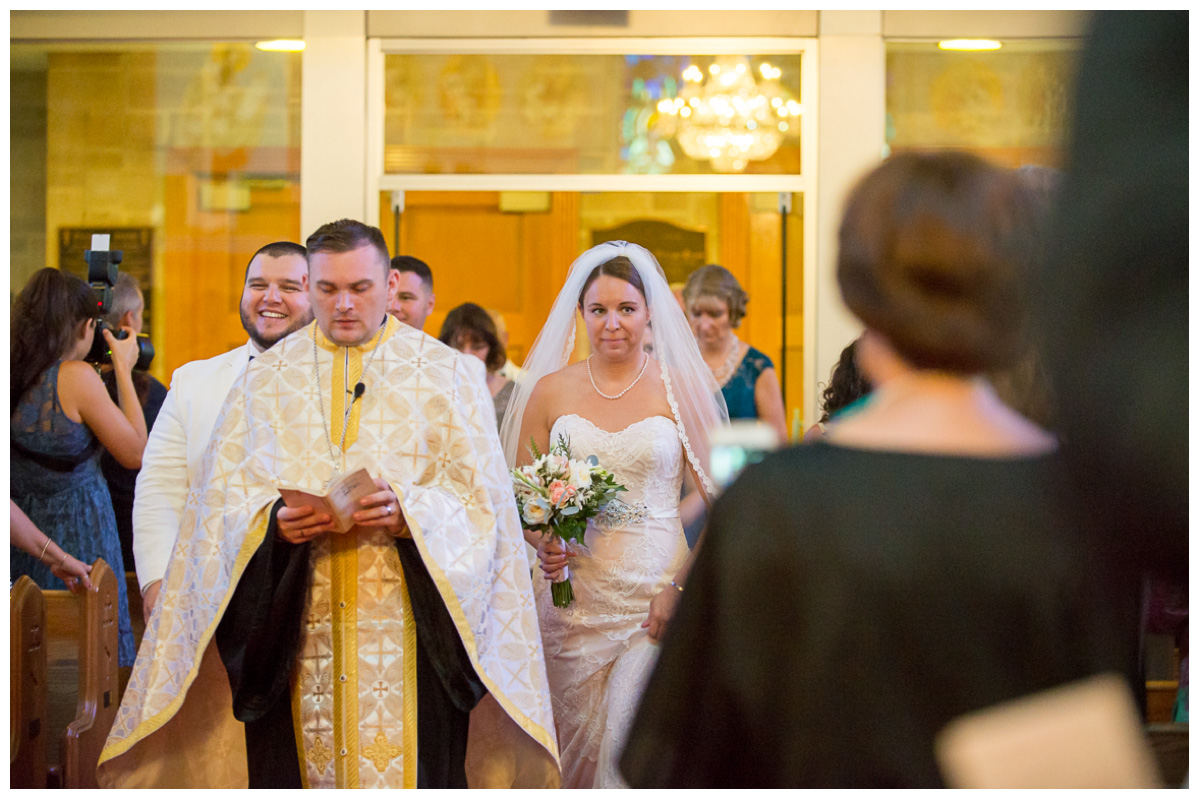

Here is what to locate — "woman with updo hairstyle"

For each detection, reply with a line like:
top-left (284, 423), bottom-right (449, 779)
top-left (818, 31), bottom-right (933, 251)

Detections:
top-left (624, 152), bottom-right (1123, 788)
top-left (683, 264), bottom-right (787, 443)
top-left (502, 242), bottom-right (726, 788)
top-left (10, 268), bottom-right (148, 668)
top-left (438, 301), bottom-right (514, 429)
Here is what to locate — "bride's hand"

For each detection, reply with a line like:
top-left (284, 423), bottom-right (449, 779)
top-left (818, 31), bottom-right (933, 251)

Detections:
top-left (642, 586), bottom-right (682, 644)
top-left (536, 537), bottom-right (573, 582)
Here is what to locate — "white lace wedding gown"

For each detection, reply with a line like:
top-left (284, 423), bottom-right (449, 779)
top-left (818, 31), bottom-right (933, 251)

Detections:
top-left (537, 413), bottom-right (690, 789)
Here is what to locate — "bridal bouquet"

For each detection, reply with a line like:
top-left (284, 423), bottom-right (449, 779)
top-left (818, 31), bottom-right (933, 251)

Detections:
top-left (511, 434), bottom-right (626, 608)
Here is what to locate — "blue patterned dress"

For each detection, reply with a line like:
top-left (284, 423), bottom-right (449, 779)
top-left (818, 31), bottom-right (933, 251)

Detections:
top-left (720, 345), bottom-right (774, 421)
top-left (10, 362), bottom-right (136, 666)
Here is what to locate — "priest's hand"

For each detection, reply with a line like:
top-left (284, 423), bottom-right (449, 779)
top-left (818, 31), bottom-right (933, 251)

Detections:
top-left (354, 478), bottom-right (409, 538)
top-left (277, 504), bottom-right (336, 544)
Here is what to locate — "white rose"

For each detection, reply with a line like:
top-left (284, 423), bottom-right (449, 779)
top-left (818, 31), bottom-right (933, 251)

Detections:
top-left (523, 499), bottom-right (549, 526)
top-left (569, 460), bottom-right (593, 490)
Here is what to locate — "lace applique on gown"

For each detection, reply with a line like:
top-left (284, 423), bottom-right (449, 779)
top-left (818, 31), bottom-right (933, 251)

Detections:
top-left (538, 414), bottom-right (689, 788)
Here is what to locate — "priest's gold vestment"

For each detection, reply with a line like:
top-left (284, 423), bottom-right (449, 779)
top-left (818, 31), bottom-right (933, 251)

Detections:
top-left (97, 317), bottom-right (559, 788)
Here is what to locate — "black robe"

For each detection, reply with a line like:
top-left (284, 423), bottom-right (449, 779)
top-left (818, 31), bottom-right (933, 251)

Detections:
top-left (215, 499), bottom-right (486, 788)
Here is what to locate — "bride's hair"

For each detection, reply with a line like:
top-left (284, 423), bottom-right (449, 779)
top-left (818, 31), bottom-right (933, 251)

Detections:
top-left (577, 256), bottom-right (646, 305)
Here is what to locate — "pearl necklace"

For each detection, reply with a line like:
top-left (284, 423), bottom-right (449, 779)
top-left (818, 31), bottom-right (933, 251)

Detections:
top-left (587, 353), bottom-right (649, 400)
top-left (710, 335), bottom-right (741, 386)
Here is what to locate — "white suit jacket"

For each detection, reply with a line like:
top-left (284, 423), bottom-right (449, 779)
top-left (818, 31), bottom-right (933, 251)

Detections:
top-left (132, 342), bottom-right (254, 591)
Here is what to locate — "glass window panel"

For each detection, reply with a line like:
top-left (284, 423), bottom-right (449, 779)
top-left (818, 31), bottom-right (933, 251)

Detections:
top-left (10, 42), bottom-right (302, 381)
top-left (383, 53), bottom-right (802, 176)
top-left (885, 40), bottom-right (1080, 167)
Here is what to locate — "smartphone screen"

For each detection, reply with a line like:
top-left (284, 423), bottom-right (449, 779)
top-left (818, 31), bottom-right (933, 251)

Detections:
top-left (709, 420), bottom-right (781, 490)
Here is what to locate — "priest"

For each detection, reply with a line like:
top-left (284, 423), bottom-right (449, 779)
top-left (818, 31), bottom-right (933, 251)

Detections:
top-left (98, 219), bottom-right (559, 789)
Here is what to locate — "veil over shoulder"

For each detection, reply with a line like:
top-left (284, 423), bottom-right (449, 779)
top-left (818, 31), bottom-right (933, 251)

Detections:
top-left (500, 241), bottom-right (729, 497)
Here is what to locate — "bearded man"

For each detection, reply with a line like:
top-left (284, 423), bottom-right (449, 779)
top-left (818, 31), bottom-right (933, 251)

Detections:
top-left (134, 241), bottom-right (313, 614)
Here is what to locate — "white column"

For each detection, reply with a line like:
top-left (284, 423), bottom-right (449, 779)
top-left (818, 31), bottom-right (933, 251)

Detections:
top-left (301, 11), bottom-right (367, 237)
top-left (809, 11), bottom-right (885, 424)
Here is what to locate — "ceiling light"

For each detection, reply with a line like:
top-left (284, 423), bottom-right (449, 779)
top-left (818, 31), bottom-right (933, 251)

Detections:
top-left (255, 40), bottom-right (306, 52)
top-left (938, 39), bottom-right (1002, 51)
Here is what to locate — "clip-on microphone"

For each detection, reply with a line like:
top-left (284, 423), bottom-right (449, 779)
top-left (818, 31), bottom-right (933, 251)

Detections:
top-left (352, 382), bottom-right (366, 401)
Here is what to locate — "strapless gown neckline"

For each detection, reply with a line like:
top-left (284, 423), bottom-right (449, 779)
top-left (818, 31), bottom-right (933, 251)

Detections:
top-left (539, 412), bottom-right (689, 788)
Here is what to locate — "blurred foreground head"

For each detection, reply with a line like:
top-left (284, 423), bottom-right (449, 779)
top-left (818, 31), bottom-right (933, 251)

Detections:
top-left (837, 151), bottom-right (1038, 375)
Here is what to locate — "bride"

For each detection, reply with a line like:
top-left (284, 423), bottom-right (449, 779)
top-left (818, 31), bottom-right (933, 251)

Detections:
top-left (501, 242), bottom-right (728, 788)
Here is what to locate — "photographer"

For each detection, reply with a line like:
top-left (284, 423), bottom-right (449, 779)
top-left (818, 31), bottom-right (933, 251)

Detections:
top-left (98, 272), bottom-right (168, 569)
top-left (10, 267), bottom-right (146, 668)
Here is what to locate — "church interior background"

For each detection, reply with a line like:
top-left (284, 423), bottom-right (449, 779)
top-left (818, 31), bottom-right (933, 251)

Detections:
top-left (10, 9), bottom-right (1085, 430)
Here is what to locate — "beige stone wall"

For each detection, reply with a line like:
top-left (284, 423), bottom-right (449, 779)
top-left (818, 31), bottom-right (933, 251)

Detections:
top-left (886, 43), bottom-right (1079, 167)
top-left (11, 67), bottom-right (48, 298)
top-left (44, 50), bottom-right (160, 270)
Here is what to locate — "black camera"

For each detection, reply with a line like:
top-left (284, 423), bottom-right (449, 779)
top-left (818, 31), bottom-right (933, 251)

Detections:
top-left (83, 234), bottom-right (154, 371)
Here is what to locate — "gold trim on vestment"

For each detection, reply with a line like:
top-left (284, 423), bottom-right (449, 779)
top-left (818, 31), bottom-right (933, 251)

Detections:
top-left (402, 576), bottom-right (419, 788)
top-left (399, 474), bottom-right (559, 762)
top-left (97, 508), bottom-right (273, 764)
top-left (291, 661), bottom-right (309, 788)
top-left (101, 318), bottom-right (559, 788)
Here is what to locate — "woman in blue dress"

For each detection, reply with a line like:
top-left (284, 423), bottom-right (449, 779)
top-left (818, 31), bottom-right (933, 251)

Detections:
top-left (682, 264), bottom-right (787, 443)
top-left (10, 268), bottom-right (148, 667)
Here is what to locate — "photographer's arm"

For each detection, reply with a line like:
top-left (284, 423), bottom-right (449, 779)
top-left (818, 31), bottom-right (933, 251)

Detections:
top-left (104, 325), bottom-right (150, 460)
top-left (58, 341), bottom-right (147, 469)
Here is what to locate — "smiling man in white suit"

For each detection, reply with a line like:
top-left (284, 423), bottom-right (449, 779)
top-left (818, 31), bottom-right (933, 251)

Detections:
top-left (133, 241), bottom-right (314, 614)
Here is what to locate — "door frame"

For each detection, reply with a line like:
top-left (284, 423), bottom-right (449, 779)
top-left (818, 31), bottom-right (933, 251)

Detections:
top-left (367, 35), bottom-right (820, 427)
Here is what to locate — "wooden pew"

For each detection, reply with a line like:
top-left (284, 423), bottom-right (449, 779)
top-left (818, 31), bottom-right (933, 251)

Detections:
top-left (10, 576), bottom-right (48, 788)
top-left (1145, 679), bottom-right (1180, 724)
top-left (1145, 723), bottom-right (1188, 788)
top-left (42, 559), bottom-right (120, 789)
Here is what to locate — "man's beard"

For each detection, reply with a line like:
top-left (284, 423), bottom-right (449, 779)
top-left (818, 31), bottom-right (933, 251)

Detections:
top-left (241, 307), bottom-right (314, 350)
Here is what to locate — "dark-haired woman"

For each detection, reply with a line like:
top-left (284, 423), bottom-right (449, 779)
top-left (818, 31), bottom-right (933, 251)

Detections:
top-left (11, 268), bottom-right (147, 667)
top-left (804, 335), bottom-right (871, 441)
top-left (438, 302), bottom-right (514, 430)
top-left (624, 152), bottom-right (1124, 787)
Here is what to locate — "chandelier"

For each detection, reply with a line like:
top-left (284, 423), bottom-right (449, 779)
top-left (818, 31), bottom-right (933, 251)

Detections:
top-left (655, 56), bottom-right (801, 173)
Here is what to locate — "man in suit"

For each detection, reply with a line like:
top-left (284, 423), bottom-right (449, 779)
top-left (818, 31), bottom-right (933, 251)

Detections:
top-left (388, 254), bottom-right (435, 331)
top-left (133, 241), bottom-right (313, 615)
top-left (100, 272), bottom-right (169, 569)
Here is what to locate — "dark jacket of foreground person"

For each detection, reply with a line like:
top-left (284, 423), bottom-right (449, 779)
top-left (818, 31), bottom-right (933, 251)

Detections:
top-left (620, 442), bottom-right (1129, 787)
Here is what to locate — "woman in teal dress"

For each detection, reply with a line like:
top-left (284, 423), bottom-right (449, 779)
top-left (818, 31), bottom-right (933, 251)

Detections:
top-left (10, 268), bottom-right (148, 666)
top-left (682, 265), bottom-right (787, 442)
top-left (680, 265), bottom-right (787, 545)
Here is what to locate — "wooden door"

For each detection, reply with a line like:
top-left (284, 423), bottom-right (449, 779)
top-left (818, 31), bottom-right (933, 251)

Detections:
top-left (380, 191), bottom-right (580, 368)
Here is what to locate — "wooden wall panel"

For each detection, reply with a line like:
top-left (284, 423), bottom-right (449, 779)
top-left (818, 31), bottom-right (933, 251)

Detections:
top-left (386, 190), bottom-right (580, 368)
top-left (160, 172), bottom-right (301, 383)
